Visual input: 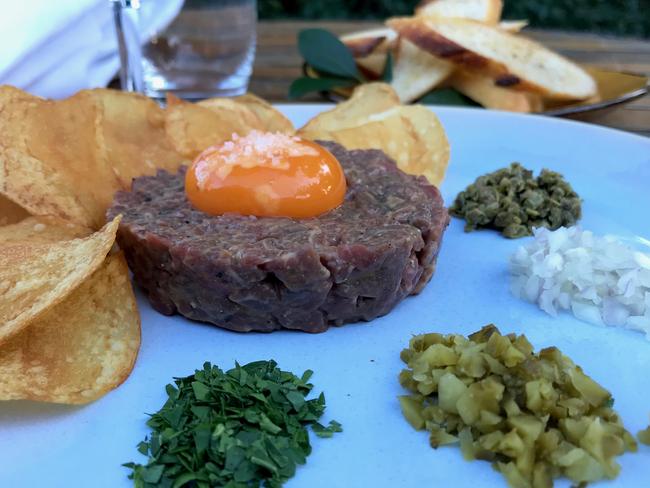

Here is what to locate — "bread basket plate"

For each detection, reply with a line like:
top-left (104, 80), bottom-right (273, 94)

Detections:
top-left (305, 65), bottom-right (649, 117)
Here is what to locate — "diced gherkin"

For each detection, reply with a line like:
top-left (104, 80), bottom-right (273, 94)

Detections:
top-left (398, 325), bottom-right (635, 487)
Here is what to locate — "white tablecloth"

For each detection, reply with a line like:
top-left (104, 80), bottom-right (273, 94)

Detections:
top-left (0, 0), bottom-right (180, 99)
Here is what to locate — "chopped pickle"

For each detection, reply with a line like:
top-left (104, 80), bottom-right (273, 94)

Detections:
top-left (438, 372), bottom-right (468, 414)
top-left (637, 425), bottom-right (650, 445)
top-left (459, 427), bottom-right (476, 460)
top-left (399, 395), bottom-right (425, 430)
top-left (429, 426), bottom-right (458, 448)
top-left (399, 325), bottom-right (636, 487)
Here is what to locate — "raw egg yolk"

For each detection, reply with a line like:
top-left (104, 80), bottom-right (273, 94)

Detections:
top-left (185, 131), bottom-right (346, 218)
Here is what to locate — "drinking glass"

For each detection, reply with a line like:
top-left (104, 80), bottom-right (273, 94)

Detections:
top-left (112, 0), bottom-right (257, 99)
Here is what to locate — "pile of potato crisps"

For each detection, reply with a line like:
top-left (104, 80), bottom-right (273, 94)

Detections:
top-left (0, 83), bottom-right (450, 404)
top-left (340, 0), bottom-right (598, 112)
top-left (0, 216), bottom-right (139, 404)
top-left (298, 83), bottom-right (450, 186)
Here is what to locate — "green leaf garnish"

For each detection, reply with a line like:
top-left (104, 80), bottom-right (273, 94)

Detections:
top-left (312, 420), bottom-right (344, 438)
top-left (125, 360), bottom-right (340, 487)
top-left (298, 28), bottom-right (361, 80)
top-left (418, 88), bottom-right (481, 106)
top-left (289, 76), bottom-right (357, 100)
top-left (141, 464), bottom-right (165, 484)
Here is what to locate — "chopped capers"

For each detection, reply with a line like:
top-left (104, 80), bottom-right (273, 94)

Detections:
top-left (450, 163), bottom-right (582, 238)
top-left (399, 325), bottom-right (636, 487)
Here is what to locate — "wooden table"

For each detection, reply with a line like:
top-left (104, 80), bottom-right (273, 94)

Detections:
top-left (251, 21), bottom-right (650, 138)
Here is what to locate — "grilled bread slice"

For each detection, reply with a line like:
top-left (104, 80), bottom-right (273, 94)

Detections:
top-left (416, 0), bottom-right (503, 24)
top-left (391, 38), bottom-right (453, 102)
top-left (388, 17), bottom-right (597, 100)
top-left (341, 28), bottom-right (397, 77)
top-left (451, 70), bottom-right (543, 112)
top-left (341, 27), bottom-right (397, 57)
top-left (498, 19), bottom-right (528, 33)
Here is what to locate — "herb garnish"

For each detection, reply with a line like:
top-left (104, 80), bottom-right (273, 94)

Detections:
top-left (450, 162), bottom-right (582, 238)
top-left (290, 28), bottom-right (477, 105)
top-left (289, 28), bottom-right (391, 99)
top-left (417, 88), bottom-right (480, 107)
top-left (124, 361), bottom-right (341, 487)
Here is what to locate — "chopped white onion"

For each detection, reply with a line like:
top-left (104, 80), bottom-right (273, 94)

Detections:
top-left (510, 226), bottom-right (650, 339)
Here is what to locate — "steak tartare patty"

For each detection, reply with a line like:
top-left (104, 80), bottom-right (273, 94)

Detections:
top-left (107, 141), bottom-right (449, 333)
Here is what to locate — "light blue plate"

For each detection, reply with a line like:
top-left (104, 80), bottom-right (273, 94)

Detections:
top-left (2, 106), bottom-right (649, 488)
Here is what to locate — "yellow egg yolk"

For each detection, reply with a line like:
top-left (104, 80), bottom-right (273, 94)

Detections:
top-left (185, 131), bottom-right (347, 218)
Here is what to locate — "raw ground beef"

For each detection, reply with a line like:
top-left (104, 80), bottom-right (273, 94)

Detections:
top-left (107, 141), bottom-right (449, 332)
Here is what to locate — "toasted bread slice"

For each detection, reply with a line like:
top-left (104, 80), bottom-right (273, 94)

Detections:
top-left (391, 37), bottom-right (453, 103)
top-left (450, 70), bottom-right (543, 112)
top-left (416, 0), bottom-right (503, 24)
top-left (498, 19), bottom-right (528, 33)
top-left (387, 17), bottom-right (597, 100)
top-left (341, 27), bottom-right (397, 57)
top-left (356, 53), bottom-right (390, 78)
top-left (341, 28), bottom-right (397, 77)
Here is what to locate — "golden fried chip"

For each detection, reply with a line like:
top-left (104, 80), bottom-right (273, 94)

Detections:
top-left (0, 84), bottom-right (41, 104)
top-left (0, 86), bottom-right (42, 141)
top-left (88, 89), bottom-right (186, 187)
top-left (164, 101), bottom-right (260, 159)
top-left (0, 89), bottom-right (79, 225)
top-left (0, 216), bottom-right (120, 344)
top-left (0, 147), bottom-right (94, 227)
top-left (0, 216), bottom-right (89, 244)
top-left (28, 93), bottom-right (121, 228)
top-left (298, 82), bottom-right (401, 136)
top-left (401, 105), bottom-right (451, 186)
top-left (0, 89), bottom-right (121, 228)
top-left (233, 93), bottom-right (295, 134)
top-left (198, 97), bottom-right (264, 131)
top-left (0, 252), bottom-right (140, 404)
top-left (1, 88), bottom-right (184, 229)
top-left (0, 195), bottom-right (30, 226)
top-left (310, 105), bottom-right (450, 187)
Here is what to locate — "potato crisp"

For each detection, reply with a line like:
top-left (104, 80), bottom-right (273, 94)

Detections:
top-left (233, 93), bottom-right (295, 134)
top-left (0, 87), bottom-right (186, 229)
top-left (298, 83), bottom-right (450, 187)
top-left (0, 216), bottom-right (120, 343)
top-left (0, 252), bottom-right (140, 404)
top-left (0, 216), bottom-right (140, 404)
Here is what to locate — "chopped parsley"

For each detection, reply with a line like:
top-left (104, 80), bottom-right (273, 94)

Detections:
top-left (124, 361), bottom-right (341, 487)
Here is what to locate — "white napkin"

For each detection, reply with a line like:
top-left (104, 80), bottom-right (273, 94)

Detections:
top-left (0, 0), bottom-right (180, 99)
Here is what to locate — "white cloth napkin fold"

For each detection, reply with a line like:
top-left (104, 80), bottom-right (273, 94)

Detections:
top-left (0, 0), bottom-right (180, 99)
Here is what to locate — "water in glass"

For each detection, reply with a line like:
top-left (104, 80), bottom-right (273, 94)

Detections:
top-left (115, 0), bottom-right (257, 99)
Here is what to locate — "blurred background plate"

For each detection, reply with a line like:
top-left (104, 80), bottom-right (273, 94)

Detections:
top-left (544, 68), bottom-right (649, 117)
top-left (305, 64), bottom-right (649, 118)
